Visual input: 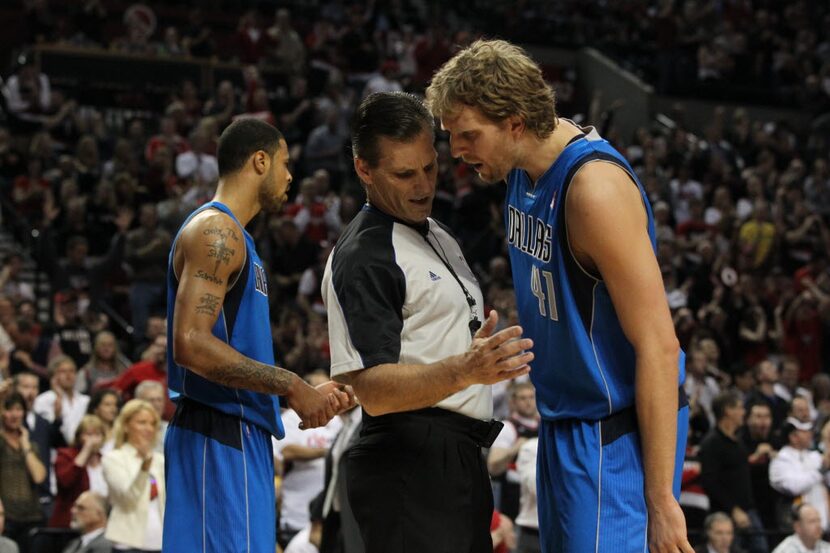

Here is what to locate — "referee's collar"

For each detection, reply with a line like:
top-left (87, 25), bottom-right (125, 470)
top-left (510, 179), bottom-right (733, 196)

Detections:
top-left (362, 203), bottom-right (429, 236)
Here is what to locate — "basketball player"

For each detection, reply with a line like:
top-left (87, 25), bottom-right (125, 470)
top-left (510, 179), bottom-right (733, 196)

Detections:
top-left (427, 40), bottom-right (692, 553)
top-left (162, 119), bottom-right (353, 553)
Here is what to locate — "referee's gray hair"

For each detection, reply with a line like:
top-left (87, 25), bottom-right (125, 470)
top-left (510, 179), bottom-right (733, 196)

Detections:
top-left (704, 511), bottom-right (732, 533)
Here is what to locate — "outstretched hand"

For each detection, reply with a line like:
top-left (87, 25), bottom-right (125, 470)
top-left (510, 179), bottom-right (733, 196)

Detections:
top-left (457, 310), bottom-right (534, 387)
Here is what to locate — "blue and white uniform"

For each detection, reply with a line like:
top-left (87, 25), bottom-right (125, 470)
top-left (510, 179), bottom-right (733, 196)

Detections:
top-left (163, 201), bottom-right (285, 553)
top-left (504, 125), bottom-right (688, 552)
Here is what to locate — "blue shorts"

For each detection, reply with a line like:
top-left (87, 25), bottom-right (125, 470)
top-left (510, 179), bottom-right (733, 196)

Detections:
top-left (162, 398), bottom-right (276, 553)
top-left (537, 403), bottom-right (688, 553)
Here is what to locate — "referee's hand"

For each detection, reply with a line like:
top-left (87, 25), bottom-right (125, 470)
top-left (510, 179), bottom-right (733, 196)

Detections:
top-left (286, 376), bottom-right (338, 430)
top-left (458, 310), bottom-right (534, 386)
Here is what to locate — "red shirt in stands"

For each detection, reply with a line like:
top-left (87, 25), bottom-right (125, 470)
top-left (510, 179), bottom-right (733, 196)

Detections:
top-left (101, 360), bottom-right (175, 420)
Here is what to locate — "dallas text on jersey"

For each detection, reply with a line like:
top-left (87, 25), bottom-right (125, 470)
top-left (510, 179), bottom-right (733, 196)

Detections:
top-left (506, 205), bottom-right (553, 263)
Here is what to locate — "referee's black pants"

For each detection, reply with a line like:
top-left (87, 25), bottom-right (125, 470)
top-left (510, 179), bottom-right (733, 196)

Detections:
top-left (345, 408), bottom-right (498, 553)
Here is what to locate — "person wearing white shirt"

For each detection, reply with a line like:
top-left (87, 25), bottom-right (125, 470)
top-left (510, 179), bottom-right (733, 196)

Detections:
top-left (515, 437), bottom-right (539, 553)
top-left (772, 504), bottom-right (830, 553)
top-left (274, 374), bottom-right (343, 549)
top-left (284, 493), bottom-right (325, 553)
top-left (33, 355), bottom-right (91, 445)
top-left (769, 419), bottom-right (830, 530)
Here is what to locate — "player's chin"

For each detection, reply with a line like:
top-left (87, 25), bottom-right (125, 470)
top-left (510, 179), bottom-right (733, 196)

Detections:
top-left (263, 196), bottom-right (287, 213)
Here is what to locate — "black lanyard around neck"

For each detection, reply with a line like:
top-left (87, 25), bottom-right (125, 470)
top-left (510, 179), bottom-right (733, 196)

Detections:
top-left (422, 231), bottom-right (482, 337)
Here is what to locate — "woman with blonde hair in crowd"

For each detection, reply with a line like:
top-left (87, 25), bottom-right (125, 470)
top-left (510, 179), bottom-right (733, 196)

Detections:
top-left (77, 331), bottom-right (131, 394)
top-left (102, 399), bottom-right (164, 553)
top-left (50, 414), bottom-right (108, 527)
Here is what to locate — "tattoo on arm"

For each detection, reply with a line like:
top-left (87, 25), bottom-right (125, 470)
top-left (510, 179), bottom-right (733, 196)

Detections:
top-left (212, 359), bottom-right (295, 395)
top-left (194, 270), bottom-right (224, 285)
top-left (204, 227), bottom-right (240, 277)
top-left (195, 293), bottom-right (221, 315)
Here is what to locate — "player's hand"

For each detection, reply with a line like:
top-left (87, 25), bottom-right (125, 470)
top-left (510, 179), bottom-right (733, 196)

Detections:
top-left (457, 311), bottom-right (533, 387)
top-left (286, 376), bottom-right (337, 430)
top-left (315, 380), bottom-right (356, 415)
top-left (648, 497), bottom-right (694, 553)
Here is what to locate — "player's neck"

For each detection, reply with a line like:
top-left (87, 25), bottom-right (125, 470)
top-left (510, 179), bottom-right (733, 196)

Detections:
top-left (516, 119), bottom-right (583, 183)
top-left (213, 180), bottom-right (259, 228)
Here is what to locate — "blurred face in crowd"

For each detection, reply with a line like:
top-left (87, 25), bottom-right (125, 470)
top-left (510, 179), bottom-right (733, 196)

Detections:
top-left (126, 407), bottom-right (158, 449)
top-left (139, 204), bottom-right (158, 231)
top-left (756, 360), bottom-right (778, 385)
top-left (781, 359), bottom-right (800, 389)
top-left (94, 332), bottom-right (116, 361)
top-left (791, 397), bottom-right (811, 423)
top-left (724, 400), bottom-right (746, 428)
top-left (442, 106), bottom-right (519, 184)
top-left (146, 317), bottom-right (166, 340)
top-left (15, 374), bottom-right (39, 409)
top-left (53, 360), bottom-right (77, 392)
top-left (258, 139), bottom-right (292, 214)
top-left (795, 505), bottom-right (823, 547)
top-left (356, 130), bottom-right (438, 225)
top-left (790, 427), bottom-right (813, 450)
top-left (706, 519), bottom-right (735, 553)
top-left (148, 336), bottom-right (167, 366)
top-left (706, 518), bottom-right (734, 553)
top-left (746, 404), bottom-right (772, 439)
top-left (698, 338), bottom-right (719, 364)
top-left (511, 385), bottom-right (538, 420)
top-left (734, 370), bottom-right (755, 393)
top-left (70, 492), bottom-right (106, 533)
top-left (688, 350), bottom-right (708, 378)
top-left (2, 402), bottom-right (24, 432)
top-left (137, 385), bottom-right (165, 417)
top-left (95, 393), bottom-right (119, 425)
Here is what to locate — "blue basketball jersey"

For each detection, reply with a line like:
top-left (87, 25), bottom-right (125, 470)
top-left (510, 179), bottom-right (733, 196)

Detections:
top-left (166, 201), bottom-right (285, 439)
top-left (505, 127), bottom-right (685, 421)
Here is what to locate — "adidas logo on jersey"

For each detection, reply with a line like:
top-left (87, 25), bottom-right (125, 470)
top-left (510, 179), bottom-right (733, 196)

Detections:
top-left (428, 271), bottom-right (441, 281)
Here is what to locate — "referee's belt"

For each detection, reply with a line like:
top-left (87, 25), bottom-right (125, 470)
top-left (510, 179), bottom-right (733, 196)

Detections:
top-left (599, 386), bottom-right (689, 446)
top-left (363, 407), bottom-right (504, 449)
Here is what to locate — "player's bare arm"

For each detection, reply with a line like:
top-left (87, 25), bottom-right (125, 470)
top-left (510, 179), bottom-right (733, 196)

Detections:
top-left (566, 162), bottom-right (693, 553)
top-left (338, 311), bottom-right (533, 416)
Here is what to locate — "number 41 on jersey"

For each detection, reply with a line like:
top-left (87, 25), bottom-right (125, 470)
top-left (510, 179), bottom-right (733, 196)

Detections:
top-left (530, 265), bottom-right (558, 321)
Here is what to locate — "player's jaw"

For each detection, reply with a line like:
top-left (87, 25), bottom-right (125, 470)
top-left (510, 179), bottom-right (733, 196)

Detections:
top-left (259, 168), bottom-right (290, 213)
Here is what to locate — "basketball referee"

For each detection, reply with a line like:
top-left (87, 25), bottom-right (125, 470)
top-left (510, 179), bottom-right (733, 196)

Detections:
top-left (322, 92), bottom-right (535, 553)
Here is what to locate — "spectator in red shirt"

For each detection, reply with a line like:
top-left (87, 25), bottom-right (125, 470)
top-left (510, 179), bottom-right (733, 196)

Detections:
top-left (50, 414), bottom-right (108, 528)
top-left (98, 336), bottom-right (174, 420)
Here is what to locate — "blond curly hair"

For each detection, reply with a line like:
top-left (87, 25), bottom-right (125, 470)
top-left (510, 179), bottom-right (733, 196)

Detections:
top-left (425, 39), bottom-right (557, 139)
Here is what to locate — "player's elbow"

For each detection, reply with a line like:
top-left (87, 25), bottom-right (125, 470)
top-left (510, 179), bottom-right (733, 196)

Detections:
top-left (172, 329), bottom-right (203, 368)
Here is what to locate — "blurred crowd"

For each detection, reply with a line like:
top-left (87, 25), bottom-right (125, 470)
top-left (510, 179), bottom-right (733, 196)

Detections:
top-left (0, 0), bottom-right (828, 552)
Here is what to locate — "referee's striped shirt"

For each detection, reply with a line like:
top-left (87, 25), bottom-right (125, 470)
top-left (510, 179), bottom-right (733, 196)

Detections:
top-left (322, 204), bottom-right (492, 420)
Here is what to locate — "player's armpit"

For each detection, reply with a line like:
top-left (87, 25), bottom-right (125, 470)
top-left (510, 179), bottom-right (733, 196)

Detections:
top-left (565, 162), bottom-right (677, 355)
top-left (171, 211), bottom-right (246, 365)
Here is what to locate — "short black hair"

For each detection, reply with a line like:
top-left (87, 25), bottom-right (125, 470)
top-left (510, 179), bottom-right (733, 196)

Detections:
top-left (351, 92), bottom-right (434, 167)
top-left (217, 118), bottom-right (284, 177)
top-left (3, 392), bottom-right (26, 412)
top-left (746, 401), bottom-right (771, 417)
top-left (712, 390), bottom-right (742, 422)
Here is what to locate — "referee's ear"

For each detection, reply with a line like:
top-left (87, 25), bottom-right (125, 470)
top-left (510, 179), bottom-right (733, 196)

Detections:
top-left (354, 157), bottom-right (373, 186)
